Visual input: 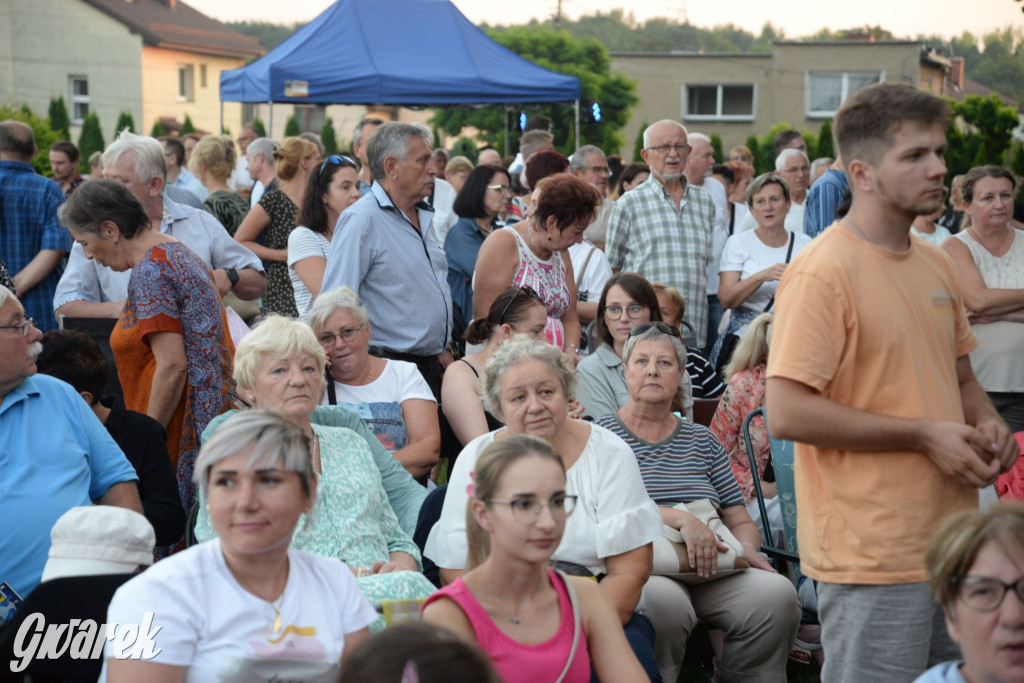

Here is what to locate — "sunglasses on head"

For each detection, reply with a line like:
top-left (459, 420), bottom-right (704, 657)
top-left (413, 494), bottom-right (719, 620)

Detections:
top-left (629, 321), bottom-right (681, 338)
top-left (318, 154), bottom-right (356, 180)
top-left (497, 285), bottom-right (542, 324)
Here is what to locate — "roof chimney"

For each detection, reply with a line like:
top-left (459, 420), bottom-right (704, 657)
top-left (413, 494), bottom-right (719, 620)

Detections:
top-left (951, 57), bottom-right (965, 89)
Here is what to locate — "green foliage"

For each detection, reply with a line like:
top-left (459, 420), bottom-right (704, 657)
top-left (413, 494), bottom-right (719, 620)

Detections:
top-left (430, 27), bottom-right (637, 157)
top-left (284, 115), bottom-right (301, 137)
top-left (47, 97), bottom-right (70, 140)
top-left (450, 136), bottom-right (478, 162)
top-left (181, 114), bottom-right (195, 135)
top-left (710, 133), bottom-right (724, 163)
top-left (0, 104), bottom-right (62, 175)
top-left (226, 20), bottom-right (307, 52)
top-left (150, 120), bottom-right (166, 137)
top-left (745, 135), bottom-right (761, 174)
top-left (251, 117), bottom-right (267, 137)
top-left (815, 120), bottom-right (834, 160)
top-left (114, 111), bottom-right (136, 134)
top-left (754, 122), bottom-right (818, 173)
top-left (1011, 143), bottom-right (1024, 200)
top-left (633, 121), bottom-right (647, 162)
top-left (944, 93), bottom-right (1018, 181)
top-left (76, 113), bottom-right (105, 173)
top-left (320, 118), bottom-right (339, 156)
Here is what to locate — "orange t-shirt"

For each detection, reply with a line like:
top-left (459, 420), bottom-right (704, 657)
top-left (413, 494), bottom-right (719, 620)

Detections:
top-left (767, 226), bottom-right (978, 584)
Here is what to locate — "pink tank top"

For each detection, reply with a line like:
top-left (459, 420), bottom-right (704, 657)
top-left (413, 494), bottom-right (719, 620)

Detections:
top-left (422, 569), bottom-right (591, 682)
top-left (507, 227), bottom-right (570, 349)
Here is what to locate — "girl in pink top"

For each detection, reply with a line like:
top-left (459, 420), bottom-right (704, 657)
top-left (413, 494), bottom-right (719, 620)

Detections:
top-left (421, 434), bottom-right (645, 682)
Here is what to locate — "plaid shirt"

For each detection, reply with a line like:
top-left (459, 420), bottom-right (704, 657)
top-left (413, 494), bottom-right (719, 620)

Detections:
top-left (0, 161), bottom-right (69, 331)
top-left (606, 175), bottom-right (715, 347)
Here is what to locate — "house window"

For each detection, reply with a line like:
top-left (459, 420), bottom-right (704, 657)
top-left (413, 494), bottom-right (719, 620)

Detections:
top-left (807, 71), bottom-right (883, 117)
top-left (200, 64), bottom-right (207, 88)
top-left (684, 85), bottom-right (755, 122)
top-left (178, 65), bottom-right (195, 102)
top-left (294, 105), bottom-right (326, 133)
top-left (69, 76), bottom-right (89, 125)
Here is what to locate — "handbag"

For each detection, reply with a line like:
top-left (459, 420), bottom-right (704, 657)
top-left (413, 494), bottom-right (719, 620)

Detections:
top-left (652, 498), bottom-right (750, 584)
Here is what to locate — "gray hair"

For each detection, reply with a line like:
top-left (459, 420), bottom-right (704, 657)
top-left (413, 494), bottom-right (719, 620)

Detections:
top-left (193, 409), bottom-right (316, 500)
top-left (308, 286), bottom-right (368, 335)
top-left (367, 122), bottom-right (432, 181)
top-left (0, 285), bottom-right (15, 311)
top-left (642, 119), bottom-right (688, 149)
top-left (59, 178), bottom-right (151, 239)
top-left (233, 315), bottom-right (326, 395)
top-left (519, 130), bottom-right (553, 161)
top-left (775, 148), bottom-right (809, 171)
top-left (247, 137), bottom-right (277, 165)
top-left (688, 132), bottom-right (711, 147)
top-left (481, 335), bottom-right (577, 421)
top-left (622, 324), bottom-right (687, 368)
top-left (569, 145), bottom-right (605, 172)
top-left (810, 157), bottom-right (833, 179)
top-left (746, 172), bottom-right (791, 206)
top-left (102, 129), bottom-right (166, 183)
top-left (299, 132), bottom-right (324, 155)
top-left (353, 117), bottom-right (384, 149)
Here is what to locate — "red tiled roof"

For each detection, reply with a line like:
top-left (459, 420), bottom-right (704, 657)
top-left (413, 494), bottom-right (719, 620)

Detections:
top-left (946, 74), bottom-right (1018, 109)
top-left (81, 0), bottom-right (264, 59)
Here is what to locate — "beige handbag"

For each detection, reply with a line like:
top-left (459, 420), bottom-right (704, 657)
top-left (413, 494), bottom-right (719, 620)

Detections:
top-left (652, 498), bottom-right (749, 584)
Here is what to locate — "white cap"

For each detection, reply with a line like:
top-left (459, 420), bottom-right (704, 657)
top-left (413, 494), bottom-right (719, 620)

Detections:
top-left (41, 506), bottom-right (155, 583)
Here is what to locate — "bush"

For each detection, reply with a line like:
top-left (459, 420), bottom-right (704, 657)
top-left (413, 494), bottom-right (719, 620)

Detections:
top-left (632, 121), bottom-right (648, 162)
top-left (745, 135), bottom-right (761, 174)
top-left (450, 136), bottom-right (478, 162)
top-left (321, 118), bottom-right (338, 156)
top-left (0, 105), bottom-right (62, 176)
top-left (77, 113), bottom-right (105, 173)
top-left (815, 120), bottom-right (834, 160)
top-left (284, 115), bottom-right (301, 136)
top-left (114, 111), bottom-right (136, 135)
top-left (251, 117), bottom-right (267, 137)
top-left (710, 133), bottom-right (724, 163)
top-left (181, 114), bottom-right (195, 135)
top-left (150, 120), bottom-right (166, 137)
top-left (47, 97), bottom-right (70, 141)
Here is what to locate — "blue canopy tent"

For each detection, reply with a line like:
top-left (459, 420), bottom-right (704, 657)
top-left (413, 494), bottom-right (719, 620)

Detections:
top-left (219, 0), bottom-right (582, 148)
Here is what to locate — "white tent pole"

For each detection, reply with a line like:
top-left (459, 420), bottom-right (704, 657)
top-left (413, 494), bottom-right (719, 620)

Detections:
top-left (268, 101), bottom-right (274, 136)
top-left (219, 102), bottom-right (224, 134)
top-left (504, 105), bottom-right (510, 158)
top-left (574, 100), bottom-right (580, 151)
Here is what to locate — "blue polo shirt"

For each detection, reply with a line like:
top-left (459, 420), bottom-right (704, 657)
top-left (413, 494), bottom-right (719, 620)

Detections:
top-left (0, 375), bottom-right (138, 599)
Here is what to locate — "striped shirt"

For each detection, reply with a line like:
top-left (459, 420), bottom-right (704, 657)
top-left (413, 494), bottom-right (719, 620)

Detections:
top-left (605, 176), bottom-right (715, 348)
top-left (595, 413), bottom-right (744, 510)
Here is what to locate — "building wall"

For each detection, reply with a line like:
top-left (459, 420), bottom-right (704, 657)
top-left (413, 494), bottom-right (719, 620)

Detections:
top-left (140, 47), bottom-right (246, 136)
top-left (0, 0), bottom-right (142, 142)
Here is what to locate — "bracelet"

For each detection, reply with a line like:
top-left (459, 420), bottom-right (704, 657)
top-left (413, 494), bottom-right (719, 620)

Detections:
top-left (568, 344), bottom-right (579, 352)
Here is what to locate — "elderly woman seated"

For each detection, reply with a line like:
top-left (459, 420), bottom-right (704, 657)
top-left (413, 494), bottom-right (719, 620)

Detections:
top-left (194, 316), bottom-right (435, 626)
top-left (594, 322), bottom-right (800, 683)
top-left (309, 287), bottom-right (440, 482)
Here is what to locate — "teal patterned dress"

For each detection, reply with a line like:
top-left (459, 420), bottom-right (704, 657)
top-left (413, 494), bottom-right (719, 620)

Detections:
top-left (195, 423), bottom-right (434, 629)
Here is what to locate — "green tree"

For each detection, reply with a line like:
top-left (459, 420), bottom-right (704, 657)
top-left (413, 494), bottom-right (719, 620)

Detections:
top-left (816, 120), bottom-right (835, 160)
top-left (77, 113), bottom-right (105, 173)
top-left (284, 115), bottom-right (301, 137)
top-left (450, 136), bottom-right (478, 162)
top-left (320, 118), bottom-right (339, 155)
top-left (114, 111), bottom-right (136, 134)
top-left (47, 97), bottom-right (70, 140)
top-left (0, 105), bottom-right (62, 175)
top-left (944, 93), bottom-right (1018, 180)
top-left (251, 117), bottom-right (267, 137)
top-left (745, 135), bottom-right (761, 174)
top-left (710, 133), bottom-right (724, 163)
top-left (181, 114), bottom-right (195, 135)
top-left (431, 27), bottom-right (637, 157)
top-left (150, 120), bottom-right (166, 137)
top-left (632, 121), bottom-right (648, 162)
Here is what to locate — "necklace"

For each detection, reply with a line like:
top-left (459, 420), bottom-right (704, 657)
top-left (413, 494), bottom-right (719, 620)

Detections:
top-left (842, 216), bottom-right (874, 245)
top-left (270, 589), bottom-right (286, 634)
top-left (231, 563), bottom-right (289, 634)
top-left (485, 567), bottom-right (543, 625)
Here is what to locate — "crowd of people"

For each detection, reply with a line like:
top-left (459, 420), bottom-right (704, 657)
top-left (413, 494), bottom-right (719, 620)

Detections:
top-left (2, 79), bottom-right (1024, 683)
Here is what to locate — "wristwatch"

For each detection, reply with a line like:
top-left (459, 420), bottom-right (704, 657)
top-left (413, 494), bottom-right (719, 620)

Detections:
top-left (225, 268), bottom-right (240, 289)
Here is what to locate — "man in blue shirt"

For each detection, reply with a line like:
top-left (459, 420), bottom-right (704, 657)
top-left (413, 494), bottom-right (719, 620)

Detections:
top-left (0, 121), bottom-right (70, 332)
top-left (0, 286), bottom-right (142, 600)
top-left (804, 156), bottom-right (849, 238)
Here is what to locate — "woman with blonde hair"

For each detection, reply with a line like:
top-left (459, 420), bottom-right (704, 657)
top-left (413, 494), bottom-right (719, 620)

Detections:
top-left (236, 136), bottom-right (321, 317)
top-left (188, 135), bottom-right (250, 236)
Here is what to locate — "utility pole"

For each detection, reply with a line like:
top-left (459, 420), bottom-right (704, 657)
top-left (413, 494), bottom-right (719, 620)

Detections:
top-left (555, 0), bottom-right (562, 30)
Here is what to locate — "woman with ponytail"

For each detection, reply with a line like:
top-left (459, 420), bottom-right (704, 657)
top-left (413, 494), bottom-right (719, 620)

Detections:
top-left (422, 435), bottom-right (645, 682)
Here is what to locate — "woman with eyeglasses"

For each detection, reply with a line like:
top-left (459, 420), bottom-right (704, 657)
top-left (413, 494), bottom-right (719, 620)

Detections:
top-left (596, 321), bottom-right (800, 682)
top-left (421, 434), bottom-right (648, 682)
top-left (288, 155), bottom-right (361, 320)
top-left (576, 272), bottom-right (693, 422)
top-left (426, 336), bottom-right (665, 680)
top-left (917, 502), bottom-right (1024, 683)
top-left (235, 136), bottom-right (321, 318)
top-left (445, 165), bottom-right (513, 344)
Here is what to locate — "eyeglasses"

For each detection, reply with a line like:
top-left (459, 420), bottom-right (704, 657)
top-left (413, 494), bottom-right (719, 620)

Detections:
top-left (486, 495), bottom-right (578, 524)
top-left (318, 154), bottom-right (356, 180)
top-left (647, 144), bottom-right (690, 155)
top-left (497, 285), bottom-right (541, 324)
top-left (629, 321), bottom-right (681, 338)
top-left (730, 154), bottom-right (752, 163)
top-left (954, 575), bottom-right (1024, 612)
top-left (604, 304), bottom-right (647, 320)
top-left (486, 184), bottom-right (513, 195)
top-left (317, 325), bottom-right (363, 347)
top-left (0, 316), bottom-right (36, 336)
top-left (586, 166), bottom-right (612, 177)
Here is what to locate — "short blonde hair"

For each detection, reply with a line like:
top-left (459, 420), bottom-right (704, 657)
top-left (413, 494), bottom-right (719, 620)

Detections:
top-left (445, 155), bottom-right (474, 177)
top-left (308, 286), bottom-right (368, 335)
top-left (188, 135), bottom-right (236, 182)
top-left (233, 315), bottom-right (326, 392)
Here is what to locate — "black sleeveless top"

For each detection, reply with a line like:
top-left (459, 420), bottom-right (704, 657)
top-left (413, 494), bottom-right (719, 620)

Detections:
top-left (458, 359), bottom-right (504, 433)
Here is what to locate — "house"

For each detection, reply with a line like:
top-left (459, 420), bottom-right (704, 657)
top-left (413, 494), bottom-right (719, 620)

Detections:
top-left (0, 0), bottom-right (263, 141)
top-left (611, 39), bottom-right (953, 160)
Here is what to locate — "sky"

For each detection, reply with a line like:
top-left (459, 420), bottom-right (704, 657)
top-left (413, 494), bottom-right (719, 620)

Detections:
top-left (188, 0), bottom-right (1021, 42)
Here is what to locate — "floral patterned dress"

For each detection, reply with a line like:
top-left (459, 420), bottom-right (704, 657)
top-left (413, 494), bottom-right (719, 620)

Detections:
top-left (708, 364), bottom-right (769, 504)
top-left (506, 227), bottom-right (571, 348)
top-left (257, 189), bottom-right (299, 318)
top-left (111, 242), bottom-right (235, 511)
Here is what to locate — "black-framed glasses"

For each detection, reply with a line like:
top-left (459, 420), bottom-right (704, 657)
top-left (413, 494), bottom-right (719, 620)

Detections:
top-left (0, 316), bottom-right (36, 336)
top-left (629, 321), bottom-right (682, 338)
top-left (486, 495), bottom-right (578, 524)
top-left (647, 143), bottom-right (690, 155)
top-left (497, 285), bottom-right (541, 324)
top-left (604, 304), bottom-right (647, 320)
top-left (954, 575), bottom-right (1024, 612)
top-left (318, 154), bottom-right (356, 180)
top-left (317, 325), bottom-right (363, 347)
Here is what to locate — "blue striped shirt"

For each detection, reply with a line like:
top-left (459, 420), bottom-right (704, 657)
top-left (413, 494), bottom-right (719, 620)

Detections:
top-left (803, 168), bottom-right (848, 238)
top-left (595, 413), bottom-right (744, 510)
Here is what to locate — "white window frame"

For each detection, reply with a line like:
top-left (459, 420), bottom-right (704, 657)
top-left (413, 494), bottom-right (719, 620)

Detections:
top-left (177, 64), bottom-right (195, 102)
top-left (69, 75), bottom-right (89, 125)
top-left (682, 84), bottom-right (756, 122)
top-left (805, 70), bottom-right (885, 118)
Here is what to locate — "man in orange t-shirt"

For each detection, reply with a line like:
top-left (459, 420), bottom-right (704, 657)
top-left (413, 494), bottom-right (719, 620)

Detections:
top-left (766, 83), bottom-right (1019, 682)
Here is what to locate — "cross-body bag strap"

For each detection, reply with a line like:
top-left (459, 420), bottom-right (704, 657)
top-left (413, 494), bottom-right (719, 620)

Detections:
top-left (575, 245), bottom-right (597, 291)
top-left (762, 233), bottom-right (795, 313)
top-left (554, 569), bottom-right (582, 683)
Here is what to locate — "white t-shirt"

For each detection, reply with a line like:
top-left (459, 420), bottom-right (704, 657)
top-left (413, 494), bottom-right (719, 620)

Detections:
top-left (229, 155), bottom-right (252, 192)
top-left (425, 423), bottom-right (662, 576)
top-left (719, 229), bottom-right (812, 312)
top-left (101, 539), bottom-right (377, 683)
top-left (431, 178), bottom-right (458, 247)
top-left (568, 239), bottom-right (613, 357)
top-left (702, 176), bottom-right (731, 295)
top-left (288, 227), bottom-right (332, 320)
top-left (250, 180), bottom-right (266, 208)
top-left (911, 223), bottom-right (952, 247)
top-left (735, 199), bottom-right (806, 236)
